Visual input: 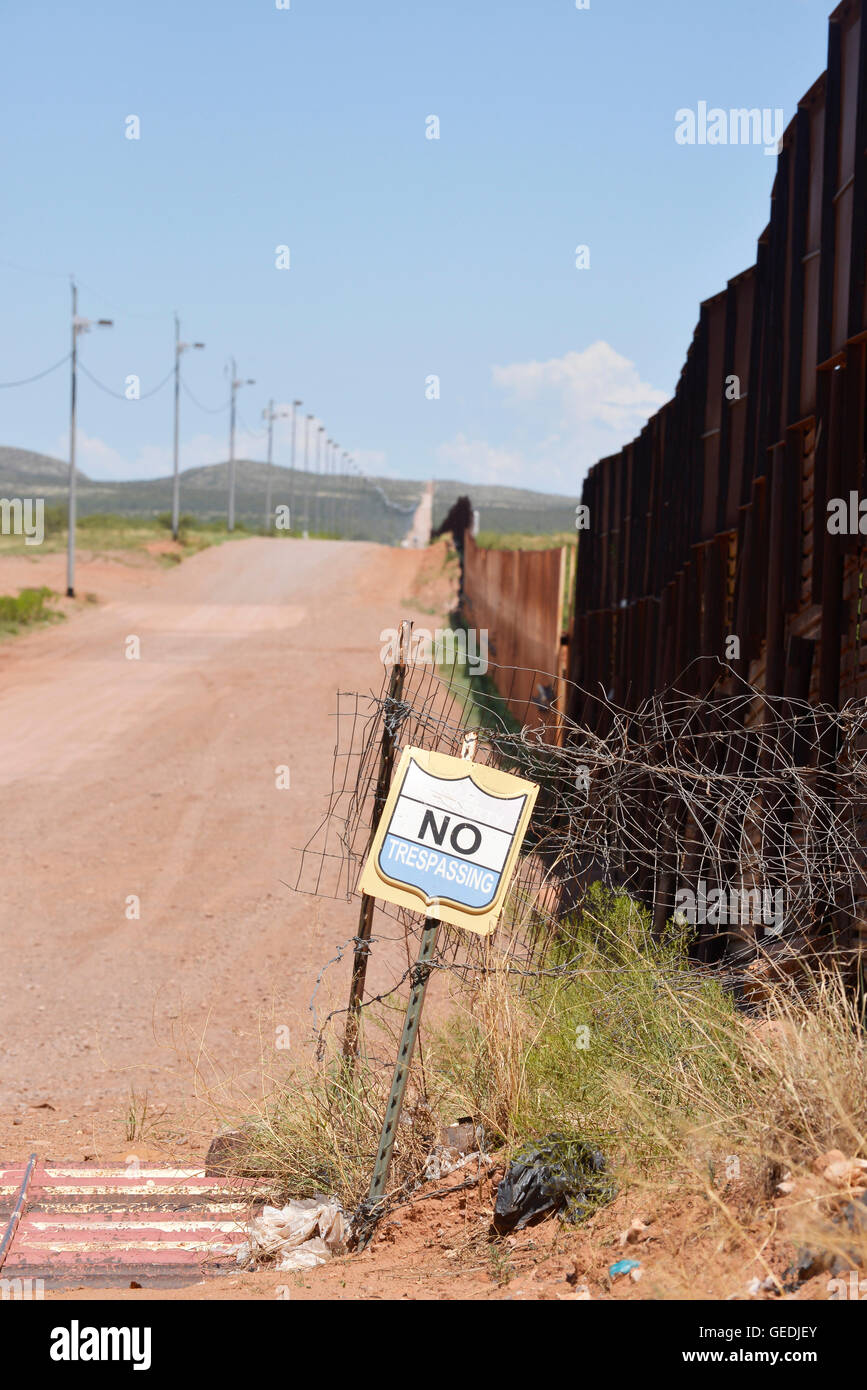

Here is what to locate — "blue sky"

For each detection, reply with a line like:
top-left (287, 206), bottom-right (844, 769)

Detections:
top-left (0, 0), bottom-right (834, 495)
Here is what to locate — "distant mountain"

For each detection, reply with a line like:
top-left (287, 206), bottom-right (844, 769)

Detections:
top-left (432, 480), bottom-right (576, 537)
top-left (0, 446), bottom-right (89, 486)
top-left (0, 446), bottom-right (577, 543)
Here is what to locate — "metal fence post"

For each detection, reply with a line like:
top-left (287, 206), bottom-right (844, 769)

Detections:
top-left (355, 730), bottom-right (477, 1246)
top-left (342, 618), bottom-right (413, 1063)
top-left (356, 913), bottom-right (440, 1246)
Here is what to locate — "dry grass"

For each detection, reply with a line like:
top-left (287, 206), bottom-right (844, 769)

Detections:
top-left (175, 999), bottom-right (437, 1212)
top-left (184, 885), bottom-right (867, 1293)
top-left (430, 892), bottom-right (867, 1289)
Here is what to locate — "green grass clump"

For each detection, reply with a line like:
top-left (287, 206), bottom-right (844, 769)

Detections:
top-left (0, 511), bottom-right (251, 558)
top-left (432, 884), bottom-right (740, 1166)
top-left (0, 585), bottom-right (64, 634)
top-left (474, 531), bottom-right (576, 552)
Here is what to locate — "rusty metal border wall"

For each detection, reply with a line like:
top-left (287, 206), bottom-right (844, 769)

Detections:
top-left (462, 531), bottom-right (569, 728)
top-left (570, 0), bottom-right (867, 724)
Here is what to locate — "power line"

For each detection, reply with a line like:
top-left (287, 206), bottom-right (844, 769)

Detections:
top-left (78, 360), bottom-right (174, 400)
top-left (0, 352), bottom-right (71, 388)
top-left (72, 278), bottom-right (173, 322)
top-left (180, 375), bottom-right (230, 414)
top-left (0, 260), bottom-right (174, 321)
top-left (138, 367), bottom-right (175, 399)
top-left (0, 258), bottom-right (70, 281)
top-left (236, 407), bottom-right (267, 440)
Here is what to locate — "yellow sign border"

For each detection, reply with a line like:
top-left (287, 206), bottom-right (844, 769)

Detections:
top-left (357, 745), bottom-right (539, 935)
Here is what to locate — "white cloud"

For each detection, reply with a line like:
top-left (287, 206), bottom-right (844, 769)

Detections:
top-left (54, 417), bottom-right (376, 484)
top-left (434, 341), bottom-right (668, 493)
top-left (492, 341), bottom-right (667, 436)
top-left (56, 342), bottom-right (666, 496)
top-left (434, 435), bottom-right (527, 486)
top-left (56, 428), bottom-right (269, 481)
top-left (351, 447), bottom-right (389, 477)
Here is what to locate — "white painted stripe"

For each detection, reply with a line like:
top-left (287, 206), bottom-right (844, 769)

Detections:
top-left (17, 1240), bottom-right (240, 1252)
top-left (34, 1185), bottom-right (256, 1195)
top-left (28, 1220), bottom-right (242, 1232)
top-left (43, 1168), bottom-right (210, 1178)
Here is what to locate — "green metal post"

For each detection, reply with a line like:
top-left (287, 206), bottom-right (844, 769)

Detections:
top-left (357, 914), bottom-right (440, 1246)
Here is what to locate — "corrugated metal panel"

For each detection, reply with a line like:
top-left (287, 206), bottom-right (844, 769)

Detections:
top-left (568, 0), bottom-right (867, 713)
top-left (0, 1163), bottom-right (265, 1290)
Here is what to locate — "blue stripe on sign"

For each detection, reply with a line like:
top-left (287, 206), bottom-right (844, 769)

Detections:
top-left (379, 833), bottom-right (499, 910)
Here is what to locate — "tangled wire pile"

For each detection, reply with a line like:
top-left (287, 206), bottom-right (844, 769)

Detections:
top-left (292, 654), bottom-right (867, 1036)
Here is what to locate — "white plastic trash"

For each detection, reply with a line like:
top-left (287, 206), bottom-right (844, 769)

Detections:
top-left (237, 1197), bottom-right (350, 1272)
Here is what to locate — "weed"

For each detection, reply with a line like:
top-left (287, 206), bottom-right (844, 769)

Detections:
top-left (125, 1087), bottom-right (150, 1143)
top-left (0, 586), bottom-right (63, 635)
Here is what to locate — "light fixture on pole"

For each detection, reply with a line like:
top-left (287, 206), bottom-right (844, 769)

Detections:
top-left (227, 358), bottom-right (255, 532)
top-left (67, 280), bottom-right (112, 598)
top-left (331, 439), bottom-right (339, 536)
top-left (172, 315), bottom-right (205, 541)
top-left (304, 413), bottom-right (314, 531)
top-left (331, 441), bottom-right (338, 536)
top-left (327, 439), bottom-right (334, 535)
top-left (263, 400), bottom-right (290, 534)
top-left (289, 398), bottom-right (302, 526)
top-left (316, 424), bottom-right (325, 534)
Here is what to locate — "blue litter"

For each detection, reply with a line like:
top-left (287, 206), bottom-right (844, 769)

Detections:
top-left (609, 1258), bottom-right (641, 1280)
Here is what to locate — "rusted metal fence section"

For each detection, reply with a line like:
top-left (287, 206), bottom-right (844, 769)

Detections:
top-left (295, 658), bottom-right (866, 1014)
top-left (571, 0), bottom-right (867, 722)
top-left (462, 532), bottom-right (569, 729)
top-left (442, 1), bottom-right (867, 954)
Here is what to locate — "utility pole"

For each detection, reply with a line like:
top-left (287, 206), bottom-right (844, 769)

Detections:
top-left (316, 424), bottom-right (324, 535)
top-left (67, 281), bottom-right (77, 598)
top-left (304, 413), bottom-right (313, 532)
top-left (330, 439), bottom-right (337, 536)
top-left (228, 358), bottom-right (255, 532)
top-left (330, 440), bottom-right (338, 536)
top-left (262, 400), bottom-right (290, 533)
top-left (171, 316), bottom-right (205, 540)
top-left (290, 398), bottom-right (302, 530)
top-left (327, 439), bottom-right (335, 535)
top-left (66, 280), bottom-right (112, 598)
top-left (264, 398), bottom-right (275, 534)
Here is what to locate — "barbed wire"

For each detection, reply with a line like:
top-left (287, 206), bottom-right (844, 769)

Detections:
top-left (291, 653), bottom-right (867, 1051)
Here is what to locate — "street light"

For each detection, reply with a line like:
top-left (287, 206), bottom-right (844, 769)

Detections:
top-left (228, 358), bottom-right (255, 532)
top-left (316, 424), bottom-right (325, 535)
top-left (326, 439), bottom-right (334, 535)
top-left (289, 399), bottom-right (302, 526)
top-left (67, 279), bottom-right (113, 597)
top-left (172, 314), bottom-right (205, 540)
top-left (262, 400), bottom-right (290, 534)
top-left (330, 439), bottom-right (339, 536)
top-left (304, 413), bottom-right (314, 532)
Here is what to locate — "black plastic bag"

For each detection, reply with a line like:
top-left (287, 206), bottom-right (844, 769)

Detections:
top-left (493, 1133), bottom-right (614, 1233)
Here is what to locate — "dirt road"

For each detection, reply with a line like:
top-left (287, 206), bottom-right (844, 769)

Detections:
top-left (403, 481), bottom-right (433, 549)
top-left (0, 538), bottom-right (452, 1159)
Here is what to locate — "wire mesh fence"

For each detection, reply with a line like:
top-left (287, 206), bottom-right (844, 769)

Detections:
top-left (292, 646), bottom-right (867, 1060)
